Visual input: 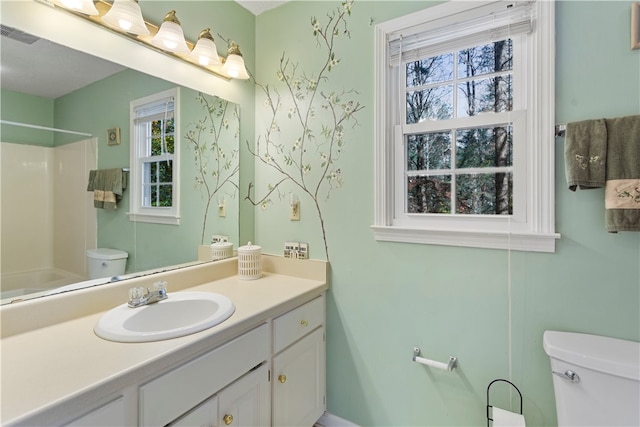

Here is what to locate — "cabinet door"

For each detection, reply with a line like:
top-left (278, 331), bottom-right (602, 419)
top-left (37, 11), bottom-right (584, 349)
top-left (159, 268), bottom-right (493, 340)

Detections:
top-left (168, 396), bottom-right (218, 427)
top-left (272, 327), bottom-right (325, 427)
top-left (218, 364), bottom-right (270, 427)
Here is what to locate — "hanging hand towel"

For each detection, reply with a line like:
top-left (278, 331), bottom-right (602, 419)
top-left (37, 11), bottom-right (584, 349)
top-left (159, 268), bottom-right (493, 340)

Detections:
top-left (564, 118), bottom-right (607, 191)
top-left (87, 168), bottom-right (128, 210)
top-left (604, 115), bottom-right (640, 232)
top-left (87, 169), bottom-right (105, 209)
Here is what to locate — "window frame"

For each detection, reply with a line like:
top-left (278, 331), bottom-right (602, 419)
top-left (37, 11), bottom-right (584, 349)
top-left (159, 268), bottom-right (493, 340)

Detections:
top-left (128, 87), bottom-right (181, 225)
top-left (372, 0), bottom-right (559, 252)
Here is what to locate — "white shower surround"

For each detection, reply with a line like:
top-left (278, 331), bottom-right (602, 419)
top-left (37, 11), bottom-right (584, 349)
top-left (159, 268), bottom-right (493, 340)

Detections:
top-left (1, 138), bottom-right (97, 298)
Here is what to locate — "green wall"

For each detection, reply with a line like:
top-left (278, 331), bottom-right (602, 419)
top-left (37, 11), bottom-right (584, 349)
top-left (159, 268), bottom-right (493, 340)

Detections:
top-left (254, 1), bottom-right (640, 426)
top-left (0, 89), bottom-right (55, 146)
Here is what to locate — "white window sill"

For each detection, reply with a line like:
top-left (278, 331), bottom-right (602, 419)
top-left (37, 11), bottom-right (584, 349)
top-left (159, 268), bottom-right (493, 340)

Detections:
top-left (128, 212), bottom-right (180, 225)
top-left (371, 225), bottom-right (560, 253)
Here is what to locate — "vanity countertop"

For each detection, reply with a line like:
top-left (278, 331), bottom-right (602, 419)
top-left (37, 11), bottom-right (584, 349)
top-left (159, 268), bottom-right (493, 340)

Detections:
top-left (0, 256), bottom-right (328, 425)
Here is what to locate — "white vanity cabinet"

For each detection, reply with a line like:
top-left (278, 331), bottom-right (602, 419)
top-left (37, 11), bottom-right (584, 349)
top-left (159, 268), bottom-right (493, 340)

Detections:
top-left (1, 256), bottom-right (329, 427)
top-left (272, 295), bottom-right (326, 426)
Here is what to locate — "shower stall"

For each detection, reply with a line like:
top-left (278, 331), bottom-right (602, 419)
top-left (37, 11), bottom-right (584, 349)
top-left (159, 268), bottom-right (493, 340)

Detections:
top-left (0, 136), bottom-right (97, 301)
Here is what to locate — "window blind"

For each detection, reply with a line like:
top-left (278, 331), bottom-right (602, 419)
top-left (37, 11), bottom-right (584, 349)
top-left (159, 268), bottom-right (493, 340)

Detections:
top-left (134, 97), bottom-right (175, 124)
top-left (388, 1), bottom-right (533, 65)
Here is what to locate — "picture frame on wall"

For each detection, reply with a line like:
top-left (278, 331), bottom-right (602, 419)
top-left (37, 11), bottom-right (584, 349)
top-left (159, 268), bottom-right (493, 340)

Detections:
top-left (106, 127), bottom-right (121, 146)
top-left (632, 2), bottom-right (640, 50)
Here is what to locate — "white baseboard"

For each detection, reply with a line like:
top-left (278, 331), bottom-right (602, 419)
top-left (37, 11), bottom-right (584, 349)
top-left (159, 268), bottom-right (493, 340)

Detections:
top-left (315, 411), bottom-right (360, 427)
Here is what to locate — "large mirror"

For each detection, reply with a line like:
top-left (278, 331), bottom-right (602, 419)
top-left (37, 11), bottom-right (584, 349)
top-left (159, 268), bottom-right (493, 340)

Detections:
top-left (0, 2), bottom-right (241, 304)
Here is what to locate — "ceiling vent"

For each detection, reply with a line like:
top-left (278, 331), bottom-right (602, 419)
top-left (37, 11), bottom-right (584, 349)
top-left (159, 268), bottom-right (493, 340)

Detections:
top-left (0, 25), bottom-right (40, 45)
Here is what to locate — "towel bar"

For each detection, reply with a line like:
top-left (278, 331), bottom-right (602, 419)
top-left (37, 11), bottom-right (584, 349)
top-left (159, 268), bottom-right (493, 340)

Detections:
top-left (555, 124), bottom-right (566, 137)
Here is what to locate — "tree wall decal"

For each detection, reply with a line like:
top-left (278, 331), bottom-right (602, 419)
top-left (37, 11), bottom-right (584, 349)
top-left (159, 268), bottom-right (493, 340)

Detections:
top-left (246, 0), bottom-right (363, 261)
top-left (185, 93), bottom-right (240, 244)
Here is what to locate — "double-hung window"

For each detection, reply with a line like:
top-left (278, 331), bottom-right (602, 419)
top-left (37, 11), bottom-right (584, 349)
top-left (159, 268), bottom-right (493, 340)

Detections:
top-left (373, 0), bottom-right (559, 252)
top-left (129, 88), bottom-right (180, 225)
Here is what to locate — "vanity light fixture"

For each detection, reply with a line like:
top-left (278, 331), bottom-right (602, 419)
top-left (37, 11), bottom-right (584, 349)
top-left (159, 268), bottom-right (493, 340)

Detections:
top-left (221, 42), bottom-right (250, 80)
top-left (102, 0), bottom-right (149, 36)
top-left (57, 0), bottom-right (99, 15)
top-left (47, 0), bottom-right (247, 81)
top-left (150, 10), bottom-right (190, 54)
top-left (188, 28), bottom-right (221, 67)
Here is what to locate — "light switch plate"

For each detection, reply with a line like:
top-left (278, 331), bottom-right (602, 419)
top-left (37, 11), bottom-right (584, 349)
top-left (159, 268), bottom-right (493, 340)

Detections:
top-left (218, 200), bottom-right (226, 217)
top-left (290, 201), bottom-right (300, 221)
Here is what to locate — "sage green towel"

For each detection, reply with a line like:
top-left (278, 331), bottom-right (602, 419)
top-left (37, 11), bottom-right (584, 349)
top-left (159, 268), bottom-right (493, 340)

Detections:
top-left (604, 115), bottom-right (640, 232)
top-left (87, 169), bottom-right (128, 210)
top-left (564, 118), bottom-right (607, 191)
top-left (86, 170), bottom-right (104, 209)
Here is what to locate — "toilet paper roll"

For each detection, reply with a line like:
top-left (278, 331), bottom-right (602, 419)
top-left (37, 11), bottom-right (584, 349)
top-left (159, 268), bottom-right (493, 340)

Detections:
top-left (492, 407), bottom-right (526, 427)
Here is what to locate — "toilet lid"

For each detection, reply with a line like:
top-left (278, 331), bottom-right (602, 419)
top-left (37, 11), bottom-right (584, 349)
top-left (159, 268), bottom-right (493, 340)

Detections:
top-left (543, 331), bottom-right (640, 380)
top-left (87, 248), bottom-right (128, 260)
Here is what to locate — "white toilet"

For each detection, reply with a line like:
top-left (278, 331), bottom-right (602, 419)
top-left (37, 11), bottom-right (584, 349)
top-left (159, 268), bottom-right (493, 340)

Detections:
top-left (86, 248), bottom-right (128, 280)
top-left (543, 330), bottom-right (640, 426)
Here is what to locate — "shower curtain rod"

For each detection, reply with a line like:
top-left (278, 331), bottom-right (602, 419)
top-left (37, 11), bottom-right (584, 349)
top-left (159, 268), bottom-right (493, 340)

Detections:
top-left (0, 120), bottom-right (93, 137)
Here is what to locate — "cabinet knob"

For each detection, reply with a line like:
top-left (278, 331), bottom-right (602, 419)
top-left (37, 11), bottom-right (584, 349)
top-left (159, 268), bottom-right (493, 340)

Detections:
top-left (300, 319), bottom-right (308, 327)
top-left (278, 374), bottom-right (287, 383)
top-left (223, 414), bottom-right (234, 425)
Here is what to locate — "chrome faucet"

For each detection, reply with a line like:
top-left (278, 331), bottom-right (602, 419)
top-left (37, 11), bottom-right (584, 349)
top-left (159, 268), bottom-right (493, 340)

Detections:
top-left (128, 281), bottom-right (168, 308)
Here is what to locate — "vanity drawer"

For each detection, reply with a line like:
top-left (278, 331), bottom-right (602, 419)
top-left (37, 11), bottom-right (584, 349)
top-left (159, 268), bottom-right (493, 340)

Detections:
top-left (273, 295), bottom-right (324, 354)
top-left (139, 323), bottom-right (269, 427)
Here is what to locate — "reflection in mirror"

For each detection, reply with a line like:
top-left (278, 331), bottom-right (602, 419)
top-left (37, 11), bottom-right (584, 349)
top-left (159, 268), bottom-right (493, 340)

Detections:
top-left (0, 26), bottom-right (240, 305)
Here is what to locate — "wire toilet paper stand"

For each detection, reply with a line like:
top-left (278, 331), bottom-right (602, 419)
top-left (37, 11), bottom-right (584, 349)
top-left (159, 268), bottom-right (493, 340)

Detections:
top-left (486, 379), bottom-right (523, 427)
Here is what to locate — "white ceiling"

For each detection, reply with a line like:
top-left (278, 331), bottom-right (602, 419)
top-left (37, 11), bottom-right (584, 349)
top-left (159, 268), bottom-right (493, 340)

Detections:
top-left (0, 1), bottom-right (288, 99)
top-left (0, 25), bottom-right (125, 99)
top-left (235, 1), bottom-right (288, 15)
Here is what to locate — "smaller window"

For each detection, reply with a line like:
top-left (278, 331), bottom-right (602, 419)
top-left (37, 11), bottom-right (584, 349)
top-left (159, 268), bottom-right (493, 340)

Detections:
top-left (128, 88), bottom-right (180, 225)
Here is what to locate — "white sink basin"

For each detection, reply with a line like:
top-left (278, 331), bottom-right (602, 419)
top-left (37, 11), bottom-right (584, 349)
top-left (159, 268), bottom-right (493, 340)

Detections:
top-left (94, 292), bottom-right (235, 342)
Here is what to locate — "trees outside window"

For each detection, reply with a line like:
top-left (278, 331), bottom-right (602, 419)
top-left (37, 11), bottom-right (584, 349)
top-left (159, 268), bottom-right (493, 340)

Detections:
top-left (405, 40), bottom-right (514, 216)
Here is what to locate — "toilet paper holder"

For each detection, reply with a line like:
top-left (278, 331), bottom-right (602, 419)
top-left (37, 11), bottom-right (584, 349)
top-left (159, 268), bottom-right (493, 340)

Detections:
top-left (412, 347), bottom-right (458, 371)
top-left (486, 379), bottom-right (523, 427)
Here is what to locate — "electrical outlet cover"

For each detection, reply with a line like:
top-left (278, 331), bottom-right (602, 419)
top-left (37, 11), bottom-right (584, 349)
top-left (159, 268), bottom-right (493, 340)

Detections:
top-left (284, 241), bottom-right (300, 258)
top-left (212, 235), bottom-right (229, 243)
top-left (298, 243), bottom-right (309, 259)
top-left (284, 241), bottom-right (308, 259)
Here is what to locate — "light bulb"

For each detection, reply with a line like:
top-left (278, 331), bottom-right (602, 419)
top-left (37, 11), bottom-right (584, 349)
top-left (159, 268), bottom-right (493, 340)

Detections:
top-left (188, 29), bottom-right (221, 67)
top-left (150, 11), bottom-right (190, 54)
top-left (118, 19), bottom-right (132, 31)
top-left (102, 0), bottom-right (149, 36)
top-left (221, 42), bottom-right (249, 80)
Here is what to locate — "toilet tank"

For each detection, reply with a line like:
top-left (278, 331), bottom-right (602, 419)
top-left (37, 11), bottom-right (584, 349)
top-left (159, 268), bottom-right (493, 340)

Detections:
top-left (543, 331), bottom-right (640, 426)
top-left (87, 248), bottom-right (128, 280)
